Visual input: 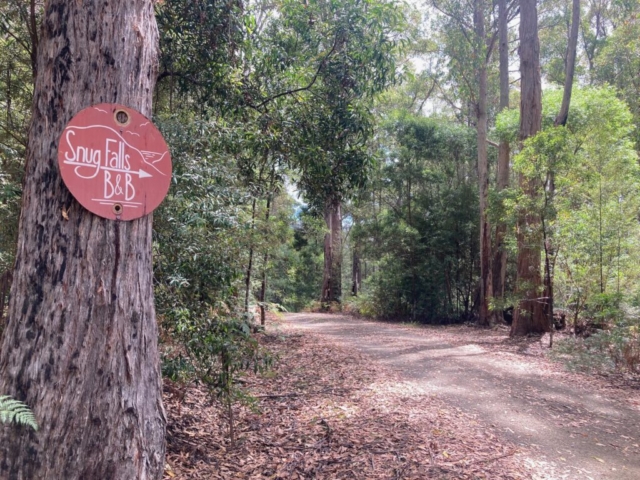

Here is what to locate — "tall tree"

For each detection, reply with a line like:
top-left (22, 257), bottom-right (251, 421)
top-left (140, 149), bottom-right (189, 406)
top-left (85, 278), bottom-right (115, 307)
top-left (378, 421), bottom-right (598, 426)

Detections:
top-left (542, 0), bottom-right (581, 340)
top-left (492, 0), bottom-right (511, 313)
top-left (474, 0), bottom-right (494, 325)
top-left (0, 1), bottom-right (166, 478)
top-left (266, 0), bottom-right (403, 305)
top-left (511, 0), bottom-right (547, 335)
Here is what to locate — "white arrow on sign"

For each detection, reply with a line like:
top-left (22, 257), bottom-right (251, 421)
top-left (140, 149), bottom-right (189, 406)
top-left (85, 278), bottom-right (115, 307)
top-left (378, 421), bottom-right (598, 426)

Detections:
top-left (100, 166), bottom-right (153, 178)
top-left (63, 161), bottom-right (154, 179)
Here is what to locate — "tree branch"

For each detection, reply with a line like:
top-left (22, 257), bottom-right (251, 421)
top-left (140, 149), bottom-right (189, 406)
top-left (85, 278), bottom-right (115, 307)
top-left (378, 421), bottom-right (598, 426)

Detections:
top-left (250, 35), bottom-right (340, 111)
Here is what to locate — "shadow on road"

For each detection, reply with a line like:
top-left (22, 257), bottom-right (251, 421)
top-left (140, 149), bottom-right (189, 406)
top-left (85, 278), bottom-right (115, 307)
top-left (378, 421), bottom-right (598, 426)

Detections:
top-left (285, 312), bottom-right (640, 480)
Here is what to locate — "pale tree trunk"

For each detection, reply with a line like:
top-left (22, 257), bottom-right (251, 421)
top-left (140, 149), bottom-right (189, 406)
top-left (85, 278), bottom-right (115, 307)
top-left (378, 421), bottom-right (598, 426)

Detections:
top-left (511, 0), bottom-right (548, 336)
top-left (475, 0), bottom-right (494, 326)
top-left (321, 198), bottom-right (342, 304)
top-left (544, 0), bottom-right (581, 337)
top-left (244, 158), bottom-right (268, 314)
top-left (555, 0), bottom-right (580, 128)
top-left (0, 1), bottom-right (166, 479)
top-left (244, 199), bottom-right (257, 313)
top-left (492, 0), bottom-right (511, 316)
top-left (258, 195), bottom-right (272, 326)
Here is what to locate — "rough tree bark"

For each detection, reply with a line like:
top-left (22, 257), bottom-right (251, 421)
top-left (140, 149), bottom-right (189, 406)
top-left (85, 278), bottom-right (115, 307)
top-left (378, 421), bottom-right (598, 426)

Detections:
top-left (0, 1), bottom-right (166, 479)
top-left (492, 0), bottom-right (511, 315)
top-left (321, 198), bottom-right (342, 304)
top-left (511, 0), bottom-right (548, 336)
top-left (475, 0), bottom-right (494, 326)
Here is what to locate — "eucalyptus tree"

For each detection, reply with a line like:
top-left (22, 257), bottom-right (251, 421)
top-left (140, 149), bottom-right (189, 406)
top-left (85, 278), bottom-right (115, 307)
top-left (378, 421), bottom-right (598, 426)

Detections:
top-left (491, 0), bottom-right (511, 312)
top-left (500, 88), bottom-right (639, 331)
top-left (0, 1), bottom-right (166, 479)
top-left (511, 0), bottom-right (547, 336)
top-left (249, 0), bottom-right (405, 304)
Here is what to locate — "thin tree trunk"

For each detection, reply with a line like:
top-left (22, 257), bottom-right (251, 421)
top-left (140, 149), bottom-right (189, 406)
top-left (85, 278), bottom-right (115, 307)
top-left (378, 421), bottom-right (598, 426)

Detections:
top-left (492, 0), bottom-right (511, 316)
top-left (511, 0), bottom-right (548, 336)
top-left (555, 0), bottom-right (580, 127)
top-left (0, 1), bottom-right (166, 478)
top-left (244, 199), bottom-right (257, 313)
top-left (321, 198), bottom-right (342, 304)
top-left (352, 246), bottom-right (361, 296)
top-left (243, 155), bottom-right (268, 314)
top-left (259, 195), bottom-right (272, 326)
top-left (28, 0), bottom-right (39, 78)
top-left (599, 177), bottom-right (604, 293)
top-left (0, 270), bottom-right (11, 324)
top-left (543, 0), bottom-right (580, 332)
top-left (475, 0), bottom-right (494, 326)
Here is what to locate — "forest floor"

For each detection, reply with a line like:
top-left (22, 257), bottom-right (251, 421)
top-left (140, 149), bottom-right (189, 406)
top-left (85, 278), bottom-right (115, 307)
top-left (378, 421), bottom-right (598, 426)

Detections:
top-left (163, 312), bottom-right (640, 479)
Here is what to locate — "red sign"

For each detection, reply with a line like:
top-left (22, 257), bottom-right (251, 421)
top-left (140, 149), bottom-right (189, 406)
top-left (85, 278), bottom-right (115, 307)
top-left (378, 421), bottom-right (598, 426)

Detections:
top-left (58, 103), bottom-right (172, 221)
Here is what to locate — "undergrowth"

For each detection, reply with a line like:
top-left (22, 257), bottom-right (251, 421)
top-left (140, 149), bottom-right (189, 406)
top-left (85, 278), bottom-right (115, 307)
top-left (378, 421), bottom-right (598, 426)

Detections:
top-left (550, 322), bottom-right (640, 375)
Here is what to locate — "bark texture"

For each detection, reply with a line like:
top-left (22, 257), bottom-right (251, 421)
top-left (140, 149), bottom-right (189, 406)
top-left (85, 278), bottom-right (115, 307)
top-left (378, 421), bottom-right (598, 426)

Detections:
top-left (0, 1), bottom-right (166, 479)
top-left (492, 0), bottom-right (510, 310)
top-left (321, 199), bottom-right (342, 304)
top-left (511, 0), bottom-right (547, 336)
top-left (475, 0), bottom-right (494, 326)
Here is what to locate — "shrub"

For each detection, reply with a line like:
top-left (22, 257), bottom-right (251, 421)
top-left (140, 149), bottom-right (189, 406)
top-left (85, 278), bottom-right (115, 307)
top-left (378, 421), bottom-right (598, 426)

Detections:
top-left (551, 317), bottom-right (640, 374)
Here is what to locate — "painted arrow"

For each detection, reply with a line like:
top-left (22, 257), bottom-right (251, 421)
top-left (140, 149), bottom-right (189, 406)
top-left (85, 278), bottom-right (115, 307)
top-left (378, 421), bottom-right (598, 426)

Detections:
top-left (100, 166), bottom-right (153, 178)
top-left (62, 161), bottom-right (154, 178)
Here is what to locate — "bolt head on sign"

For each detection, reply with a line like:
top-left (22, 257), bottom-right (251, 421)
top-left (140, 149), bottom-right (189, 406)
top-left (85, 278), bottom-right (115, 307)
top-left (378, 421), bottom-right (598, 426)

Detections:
top-left (58, 103), bottom-right (172, 221)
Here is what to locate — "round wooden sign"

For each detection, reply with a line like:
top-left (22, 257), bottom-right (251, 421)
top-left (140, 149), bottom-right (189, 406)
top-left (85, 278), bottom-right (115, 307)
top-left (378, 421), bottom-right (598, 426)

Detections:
top-left (58, 103), bottom-right (172, 221)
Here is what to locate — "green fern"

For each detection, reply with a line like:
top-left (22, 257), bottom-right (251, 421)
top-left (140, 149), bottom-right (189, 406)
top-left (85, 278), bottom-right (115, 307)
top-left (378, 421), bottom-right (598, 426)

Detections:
top-left (0, 395), bottom-right (37, 431)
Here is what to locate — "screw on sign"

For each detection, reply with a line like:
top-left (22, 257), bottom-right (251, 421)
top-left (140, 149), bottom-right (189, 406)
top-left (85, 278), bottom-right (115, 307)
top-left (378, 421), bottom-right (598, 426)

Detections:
top-left (58, 103), bottom-right (172, 221)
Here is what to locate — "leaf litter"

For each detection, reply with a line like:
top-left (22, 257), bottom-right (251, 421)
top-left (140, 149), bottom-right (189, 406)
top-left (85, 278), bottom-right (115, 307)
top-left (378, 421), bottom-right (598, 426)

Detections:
top-left (163, 319), bottom-right (530, 479)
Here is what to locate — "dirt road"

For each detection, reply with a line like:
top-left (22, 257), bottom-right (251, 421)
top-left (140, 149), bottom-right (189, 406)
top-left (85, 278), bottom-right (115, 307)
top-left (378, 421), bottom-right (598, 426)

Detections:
top-left (284, 313), bottom-right (640, 480)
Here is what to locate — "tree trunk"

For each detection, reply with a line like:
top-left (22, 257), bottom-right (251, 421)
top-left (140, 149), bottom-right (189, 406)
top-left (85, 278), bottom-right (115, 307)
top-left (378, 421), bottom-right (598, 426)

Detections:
top-left (244, 199), bottom-right (257, 313)
top-left (259, 195), bottom-right (272, 326)
top-left (543, 0), bottom-right (580, 333)
top-left (511, 0), bottom-right (548, 336)
top-left (555, 0), bottom-right (580, 127)
top-left (492, 0), bottom-right (511, 315)
top-left (351, 245), bottom-right (361, 296)
top-left (321, 198), bottom-right (342, 304)
top-left (0, 270), bottom-right (11, 324)
top-left (0, 1), bottom-right (166, 479)
top-left (475, 0), bottom-right (494, 326)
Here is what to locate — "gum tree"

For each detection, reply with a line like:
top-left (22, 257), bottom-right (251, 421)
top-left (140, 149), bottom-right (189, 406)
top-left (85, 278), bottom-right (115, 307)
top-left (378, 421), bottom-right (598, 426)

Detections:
top-left (0, 1), bottom-right (166, 478)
